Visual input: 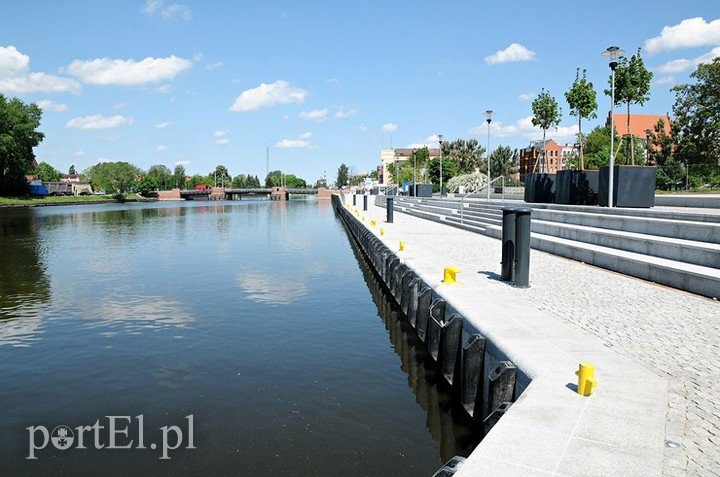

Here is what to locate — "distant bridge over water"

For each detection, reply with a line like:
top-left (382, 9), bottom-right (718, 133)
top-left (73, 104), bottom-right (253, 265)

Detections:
top-left (155, 187), bottom-right (328, 201)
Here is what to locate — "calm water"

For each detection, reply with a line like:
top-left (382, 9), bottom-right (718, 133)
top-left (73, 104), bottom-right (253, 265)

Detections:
top-left (0, 200), bottom-right (480, 476)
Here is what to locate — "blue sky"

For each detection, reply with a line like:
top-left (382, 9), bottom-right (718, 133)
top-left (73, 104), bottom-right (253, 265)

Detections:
top-left (1, 1), bottom-right (719, 183)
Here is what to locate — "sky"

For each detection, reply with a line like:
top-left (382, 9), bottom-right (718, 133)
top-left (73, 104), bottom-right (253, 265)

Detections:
top-left (1, 1), bottom-right (719, 183)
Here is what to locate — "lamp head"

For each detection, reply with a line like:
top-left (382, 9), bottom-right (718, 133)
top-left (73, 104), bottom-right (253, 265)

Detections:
top-left (486, 110), bottom-right (493, 123)
top-left (602, 46), bottom-right (624, 70)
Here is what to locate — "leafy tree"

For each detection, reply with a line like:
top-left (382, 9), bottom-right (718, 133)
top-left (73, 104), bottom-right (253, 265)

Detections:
top-left (187, 174), bottom-right (209, 188)
top-left (209, 165), bottom-right (231, 187)
top-left (265, 170), bottom-right (307, 188)
top-left (440, 139), bottom-right (485, 174)
top-left (389, 159), bottom-right (416, 185)
top-left (147, 164), bottom-right (172, 190)
top-left (173, 164), bottom-right (186, 188)
top-left (487, 146), bottom-right (518, 179)
top-left (34, 162), bottom-right (62, 182)
top-left (0, 95), bottom-right (44, 195)
top-left (232, 174), bottom-right (247, 188)
top-left (605, 48), bottom-right (653, 164)
top-left (69, 164), bottom-right (76, 175)
top-left (565, 68), bottom-right (597, 170)
top-left (84, 161), bottom-right (141, 198)
top-left (336, 163), bottom-right (349, 187)
top-left (672, 57), bottom-right (720, 184)
top-left (427, 157), bottom-right (458, 192)
top-left (531, 89), bottom-right (562, 173)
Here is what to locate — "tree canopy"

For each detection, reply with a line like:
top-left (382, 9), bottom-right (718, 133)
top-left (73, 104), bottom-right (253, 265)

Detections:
top-left (336, 163), bottom-right (349, 187)
top-left (84, 161), bottom-right (141, 197)
top-left (0, 95), bottom-right (44, 195)
top-left (440, 139), bottom-right (485, 174)
top-left (34, 162), bottom-right (62, 182)
top-left (531, 89), bottom-right (562, 173)
top-left (565, 68), bottom-right (597, 169)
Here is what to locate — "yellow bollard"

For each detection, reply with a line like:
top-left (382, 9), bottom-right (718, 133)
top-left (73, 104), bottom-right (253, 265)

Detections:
top-left (370, 220), bottom-right (377, 227)
top-left (442, 266), bottom-right (461, 285)
top-left (380, 228), bottom-right (385, 236)
top-left (576, 362), bottom-right (598, 396)
top-left (399, 241), bottom-right (405, 251)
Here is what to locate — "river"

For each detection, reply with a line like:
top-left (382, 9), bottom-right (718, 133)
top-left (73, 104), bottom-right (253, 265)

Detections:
top-left (0, 199), bottom-right (480, 476)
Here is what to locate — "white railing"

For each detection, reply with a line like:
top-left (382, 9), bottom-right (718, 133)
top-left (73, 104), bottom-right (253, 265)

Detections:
top-left (459, 176), bottom-right (505, 224)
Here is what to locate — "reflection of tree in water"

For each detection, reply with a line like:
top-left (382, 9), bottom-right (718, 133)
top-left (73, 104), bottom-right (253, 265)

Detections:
top-left (345, 229), bottom-right (484, 462)
top-left (0, 209), bottom-right (50, 324)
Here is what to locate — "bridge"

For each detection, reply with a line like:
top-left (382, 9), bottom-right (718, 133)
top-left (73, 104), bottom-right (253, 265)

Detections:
top-left (155, 187), bottom-right (327, 201)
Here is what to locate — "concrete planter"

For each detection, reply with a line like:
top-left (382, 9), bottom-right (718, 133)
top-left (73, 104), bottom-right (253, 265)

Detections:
top-left (523, 173), bottom-right (556, 203)
top-left (598, 166), bottom-right (656, 208)
top-left (555, 170), bottom-right (600, 205)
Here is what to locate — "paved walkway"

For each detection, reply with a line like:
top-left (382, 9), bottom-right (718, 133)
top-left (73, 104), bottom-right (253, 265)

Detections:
top-left (363, 198), bottom-right (719, 476)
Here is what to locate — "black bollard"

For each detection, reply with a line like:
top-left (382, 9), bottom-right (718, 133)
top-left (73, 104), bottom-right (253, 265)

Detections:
top-left (386, 197), bottom-right (394, 223)
top-left (501, 207), bottom-right (516, 281)
top-left (514, 207), bottom-right (532, 288)
top-left (363, 194), bottom-right (368, 211)
top-left (353, 194), bottom-right (356, 206)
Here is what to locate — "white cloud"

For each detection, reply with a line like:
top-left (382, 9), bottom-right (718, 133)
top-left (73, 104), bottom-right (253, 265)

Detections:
top-left (276, 139), bottom-right (311, 148)
top-left (0, 45), bottom-right (81, 94)
top-left (64, 55), bottom-right (192, 86)
top-left (213, 130), bottom-right (229, 138)
top-left (155, 121), bottom-right (171, 129)
top-left (206, 61), bottom-right (223, 71)
top-left (114, 102), bottom-right (126, 109)
top-left (215, 138), bottom-right (229, 146)
top-left (469, 115), bottom-right (578, 141)
top-left (334, 107), bottom-right (356, 119)
top-left (381, 122), bottom-right (398, 132)
top-left (299, 108), bottom-right (329, 121)
top-left (229, 80), bottom-right (307, 112)
top-left (654, 46), bottom-right (720, 75)
top-left (644, 17), bottom-right (720, 54)
top-left (36, 99), bottom-right (68, 112)
top-left (74, 150), bottom-right (85, 157)
top-left (142, 0), bottom-right (192, 20)
top-left (406, 135), bottom-right (440, 149)
top-left (276, 132), bottom-right (313, 149)
top-left (156, 145), bottom-right (168, 151)
top-left (156, 84), bottom-right (173, 94)
top-left (175, 160), bottom-right (190, 167)
top-left (518, 92), bottom-right (536, 101)
top-left (655, 75), bottom-right (676, 86)
top-left (326, 78), bottom-right (339, 85)
top-left (356, 123), bottom-right (368, 131)
top-left (66, 114), bottom-right (134, 130)
top-left (213, 130), bottom-right (230, 145)
top-left (485, 43), bottom-right (536, 65)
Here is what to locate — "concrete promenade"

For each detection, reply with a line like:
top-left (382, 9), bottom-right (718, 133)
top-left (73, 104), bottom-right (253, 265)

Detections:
top-left (345, 195), bottom-right (719, 476)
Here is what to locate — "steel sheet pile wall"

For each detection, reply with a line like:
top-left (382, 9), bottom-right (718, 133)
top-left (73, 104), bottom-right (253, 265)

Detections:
top-left (333, 194), bottom-right (519, 434)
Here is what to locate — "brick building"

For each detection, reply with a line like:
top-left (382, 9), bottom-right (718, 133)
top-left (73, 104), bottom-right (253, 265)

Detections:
top-left (519, 139), bottom-right (564, 175)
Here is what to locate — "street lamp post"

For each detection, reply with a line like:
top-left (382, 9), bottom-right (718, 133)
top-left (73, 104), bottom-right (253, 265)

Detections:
top-left (412, 148), bottom-right (417, 197)
top-left (602, 45), bottom-right (624, 208)
top-left (486, 110), bottom-right (493, 200)
top-left (438, 134), bottom-right (444, 196)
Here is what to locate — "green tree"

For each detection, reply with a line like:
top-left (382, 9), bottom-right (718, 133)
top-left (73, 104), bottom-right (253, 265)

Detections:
top-left (440, 139), bottom-right (485, 174)
top-left (427, 157), bottom-right (458, 192)
top-left (488, 146), bottom-right (518, 179)
top-left (147, 164), bottom-right (172, 190)
top-left (232, 174), bottom-right (247, 188)
top-left (531, 89), bottom-right (562, 173)
top-left (565, 68), bottom-right (597, 170)
top-left (84, 161), bottom-right (141, 198)
top-left (0, 95), bottom-right (44, 195)
top-left (69, 164), bottom-right (76, 175)
top-left (672, 57), bottom-right (720, 185)
top-left (34, 162), bottom-right (62, 182)
top-left (605, 48), bottom-right (653, 165)
top-left (173, 164), bottom-right (186, 188)
top-left (336, 163), bottom-right (349, 187)
top-left (389, 159), bottom-right (416, 185)
top-left (209, 165), bottom-right (231, 187)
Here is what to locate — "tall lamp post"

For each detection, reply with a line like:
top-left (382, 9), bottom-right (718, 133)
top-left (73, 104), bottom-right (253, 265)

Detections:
top-left (602, 45), bottom-right (624, 208)
top-left (438, 134), bottom-right (444, 196)
top-left (412, 148), bottom-right (417, 197)
top-left (486, 110), bottom-right (493, 200)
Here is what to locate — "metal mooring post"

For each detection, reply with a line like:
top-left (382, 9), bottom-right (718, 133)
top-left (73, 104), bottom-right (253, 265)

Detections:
top-left (501, 207), bottom-right (516, 281)
top-left (353, 194), bottom-right (357, 206)
top-left (386, 197), bottom-right (394, 223)
top-left (514, 207), bottom-right (532, 288)
top-left (363, 195), bottom-right (368, 211)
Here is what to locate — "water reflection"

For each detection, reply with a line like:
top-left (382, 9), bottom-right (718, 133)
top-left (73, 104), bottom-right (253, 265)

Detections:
top-left (0, 209), bottom-right (50, 345)
top-left (345, 226), bottom-right (484, 462)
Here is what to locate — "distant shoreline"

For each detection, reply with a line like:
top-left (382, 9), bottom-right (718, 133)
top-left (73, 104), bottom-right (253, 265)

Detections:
top-left (0, 196), bottom-right (157, 208)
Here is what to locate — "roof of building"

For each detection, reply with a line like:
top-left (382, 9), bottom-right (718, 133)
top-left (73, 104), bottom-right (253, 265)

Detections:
top-left (523, 139), bottom-right (560, 151)
top-left (607, 113), bottom-right (671, 138)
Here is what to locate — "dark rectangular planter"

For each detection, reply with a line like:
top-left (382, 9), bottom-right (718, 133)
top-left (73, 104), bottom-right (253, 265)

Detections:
top-left (555, 170), bottom-right (599, 205)
top-left (598, 166), bottom-right (656, 208)
top-left (523, 173), bottom-right (556, 203)
top-left (414, 184), bottom-right (433, 197)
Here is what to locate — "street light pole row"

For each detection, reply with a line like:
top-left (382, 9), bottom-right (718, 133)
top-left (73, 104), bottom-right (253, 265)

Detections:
top-left (602, 45), bottom-right (624, 208)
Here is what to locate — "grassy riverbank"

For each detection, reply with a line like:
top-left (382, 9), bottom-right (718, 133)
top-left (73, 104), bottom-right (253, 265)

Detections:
top-left (0, 193), bottom-right (155, 207)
